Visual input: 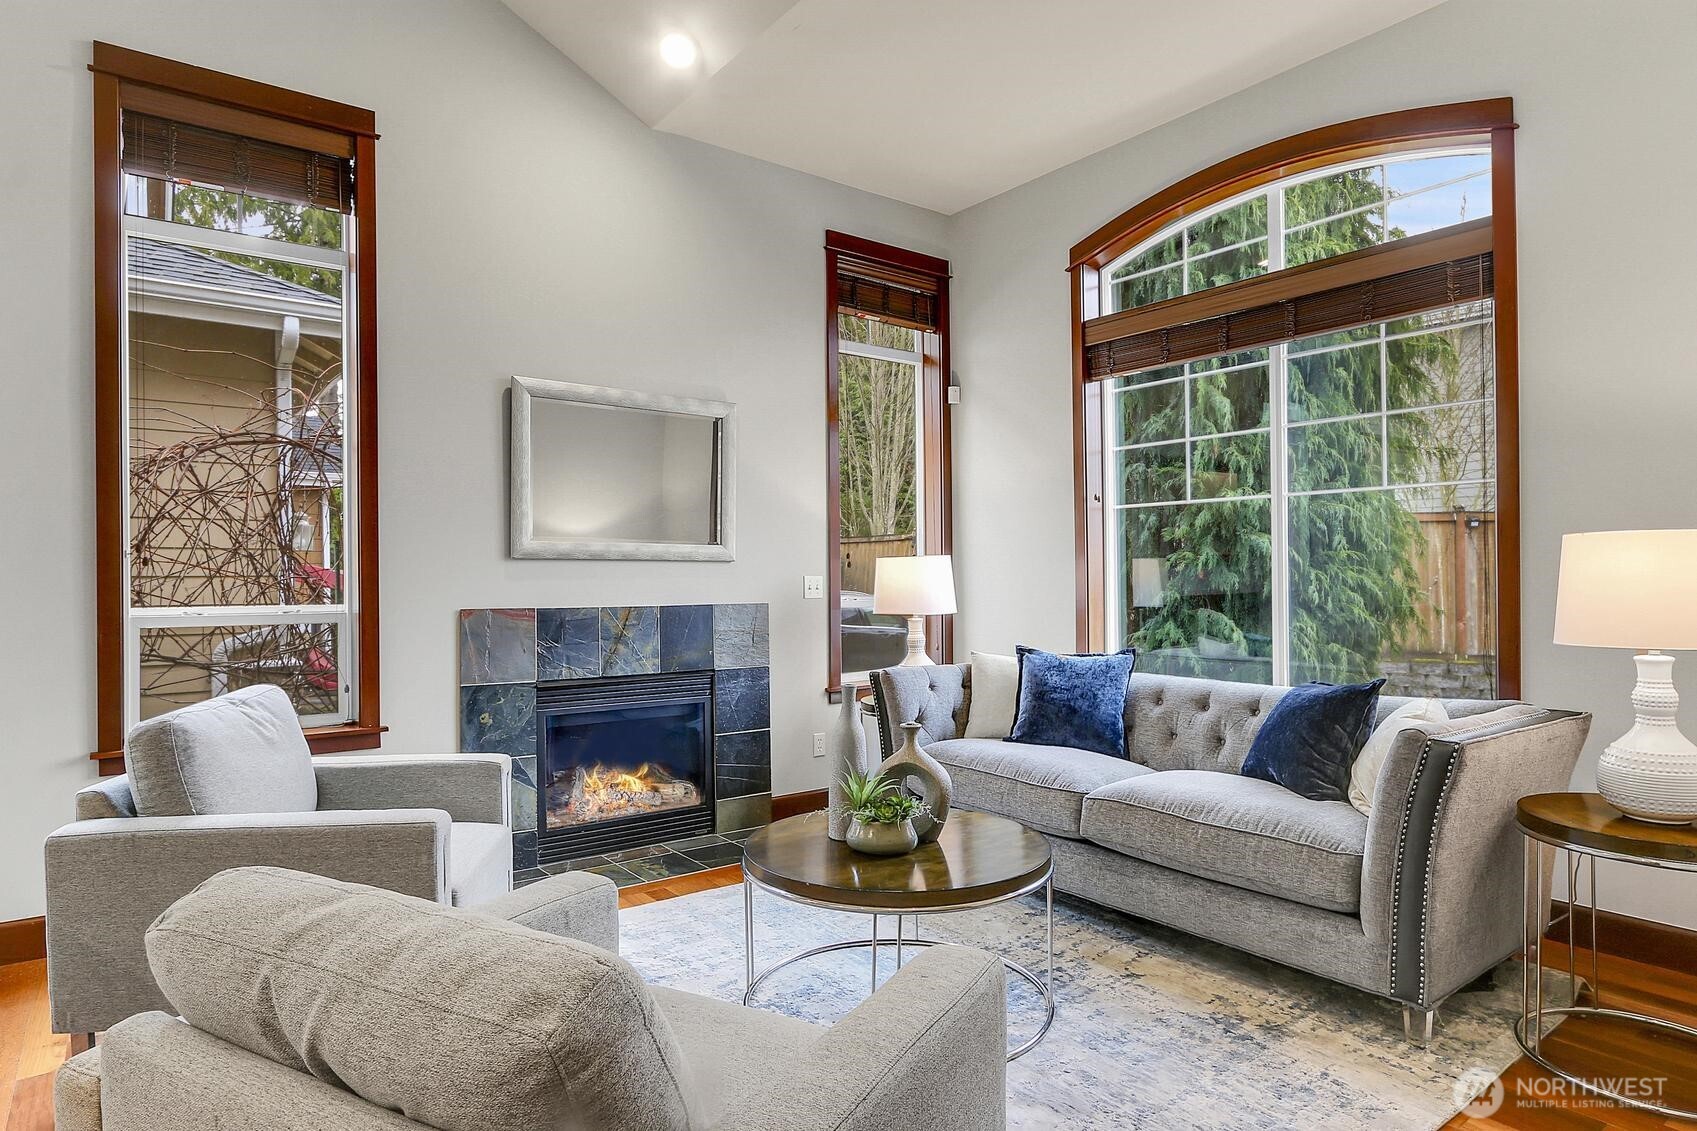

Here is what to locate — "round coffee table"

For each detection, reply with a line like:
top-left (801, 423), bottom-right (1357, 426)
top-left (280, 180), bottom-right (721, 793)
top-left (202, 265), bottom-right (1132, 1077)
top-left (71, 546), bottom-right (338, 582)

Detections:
top-left (740, 809), bottom-right (1054, 1060)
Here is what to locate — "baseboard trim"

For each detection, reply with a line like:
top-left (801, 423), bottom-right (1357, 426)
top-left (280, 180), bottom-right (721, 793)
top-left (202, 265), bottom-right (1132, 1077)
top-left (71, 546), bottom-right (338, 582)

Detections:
top-left (0, 916), bottom-right (46, 966)
top-left (1548, 906), bottom-right (1697, 968)
top-left (771, 788), bottom-right (828, 820)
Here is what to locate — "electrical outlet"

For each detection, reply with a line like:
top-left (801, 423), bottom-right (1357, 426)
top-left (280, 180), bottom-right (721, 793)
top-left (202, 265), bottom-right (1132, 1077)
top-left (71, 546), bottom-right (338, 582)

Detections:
top-left (803, 575), bottom-right (825, 599)
top-left (813, 732), bottom-right (826, 758)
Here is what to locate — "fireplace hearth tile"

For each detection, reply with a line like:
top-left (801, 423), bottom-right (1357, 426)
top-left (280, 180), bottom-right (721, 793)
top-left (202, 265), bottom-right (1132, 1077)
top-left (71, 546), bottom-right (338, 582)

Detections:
top-left (538, 608), bottom-right (601, 680)
top-left (712, 604), bottom-right (769, 669)
top-left (661, 833), bottom-right (726, 851)
top-left (513, 830), bottom-right (538, 871)
top-left (720, 826), bottom-right (760, 843)
top-left (601, 607), bottom-right (660, 675)
top-left (619, 850), bottom-right (706, 883)
top-left (659, 605), bottom-right (714, 672)
top-left (514, 867), bottom-right (547, 888)
top-left (714, 730), bottom-right (772, 798)
top-left (460, 683), bottom-right (536, 756)
top-left (604, 844), bottom-right (670, 863)
top-left (716, 793), bottom-right (772, 832)
top-left (713, 668), bottom-right (770, 734)
top-left (511, 755), bottom-right (538, 833)
top-left (677, 840), bottom-right (745, 869)
top-left (581, 862), bottom-right (644, 888)
top-left (459, 609), bottom-right (538, 685)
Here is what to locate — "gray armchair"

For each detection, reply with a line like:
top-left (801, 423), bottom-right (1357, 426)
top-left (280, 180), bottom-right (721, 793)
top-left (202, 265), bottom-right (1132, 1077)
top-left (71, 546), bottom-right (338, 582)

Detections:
top-left (54, 867), bottom-right (1008, 1131)
top-left (44, 685), bottom-right (513, 1036)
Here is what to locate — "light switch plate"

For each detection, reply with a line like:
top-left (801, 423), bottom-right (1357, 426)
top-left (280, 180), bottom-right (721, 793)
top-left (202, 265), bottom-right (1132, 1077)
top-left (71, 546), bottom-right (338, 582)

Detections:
top-left (803, 575), bottom-right (825, 599)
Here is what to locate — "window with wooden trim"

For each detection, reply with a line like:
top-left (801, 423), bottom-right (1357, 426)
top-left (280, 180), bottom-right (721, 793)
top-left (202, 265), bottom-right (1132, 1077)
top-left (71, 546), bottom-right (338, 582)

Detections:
top-left (1070, 102), bottom-right (1519, 698)
top-left (92, 43), bottom-right (382, 767)
top-left (825, 233), bottom-right (952, 691)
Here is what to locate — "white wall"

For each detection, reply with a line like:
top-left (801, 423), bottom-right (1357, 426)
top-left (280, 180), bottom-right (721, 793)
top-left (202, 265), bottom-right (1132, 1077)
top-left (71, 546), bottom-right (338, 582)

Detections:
top-left (0, 0), bottom-right (947, 922)
top-left (947, 0), bottom-right (1697, 926)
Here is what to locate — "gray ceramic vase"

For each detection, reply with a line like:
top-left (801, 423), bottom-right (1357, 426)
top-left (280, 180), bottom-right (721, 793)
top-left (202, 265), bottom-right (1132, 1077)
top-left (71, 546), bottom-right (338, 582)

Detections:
top-left (845, 815), bottom-right (918, 856)
top-left (826, 690), bottom-right (870, 841)
top-left (877, 721), bottom-right (952, 844)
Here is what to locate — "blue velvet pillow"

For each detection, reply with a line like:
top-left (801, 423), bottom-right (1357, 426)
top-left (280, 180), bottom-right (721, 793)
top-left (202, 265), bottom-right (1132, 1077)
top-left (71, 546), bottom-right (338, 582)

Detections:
top-left (1005, 646), bottom-right (1137, 759)
top-left (1240, 679), bottom-right (1386, 802)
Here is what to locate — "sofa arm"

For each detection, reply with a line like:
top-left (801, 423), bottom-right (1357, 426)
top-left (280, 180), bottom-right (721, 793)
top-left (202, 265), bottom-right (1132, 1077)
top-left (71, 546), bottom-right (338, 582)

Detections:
top-left (868, 664), bottom-right (970, 760)
top-left (76, 774), bottom-right (137, 820)
top-left (733, 946), bottom-right (1006, 1131)
top-left (44, 809), bottom-right (450, 1034)
top-left (54, 1045), bottom-right (103, 1131)
top-left (1361, 708), bottom-right (1591, 1008)
top-left (313, 754), bottom-right (511, 826)
top-left (473, 871), bottom-right (619, 954)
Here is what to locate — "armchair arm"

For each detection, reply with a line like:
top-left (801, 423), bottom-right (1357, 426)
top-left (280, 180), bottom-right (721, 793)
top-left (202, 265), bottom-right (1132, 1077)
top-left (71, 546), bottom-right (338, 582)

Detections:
top-left (44, 809), bottom-right (449, 1034)
top-left (313, 754), bottom-right (511, 825)
top-left (732, 946), bottom-right (1006, 1131)
top-left (1361, 708), bottom-right (1591, 1008)
top-left (473, 871), bottom-right (619, 953)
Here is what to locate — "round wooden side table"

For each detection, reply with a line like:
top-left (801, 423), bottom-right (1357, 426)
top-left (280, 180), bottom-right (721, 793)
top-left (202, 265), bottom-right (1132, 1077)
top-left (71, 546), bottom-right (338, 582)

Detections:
top-left (740, 809), bottom-right (1055, 1060)
top-left (1516, 792), bottom-right (1697, 1120)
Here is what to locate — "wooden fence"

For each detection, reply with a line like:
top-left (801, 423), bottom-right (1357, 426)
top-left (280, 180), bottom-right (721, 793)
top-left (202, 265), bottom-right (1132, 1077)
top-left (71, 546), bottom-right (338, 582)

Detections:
top-left (1402, 512), bottom-right (1495, 657)
top-left (840, 536), bottom-right (915, 595)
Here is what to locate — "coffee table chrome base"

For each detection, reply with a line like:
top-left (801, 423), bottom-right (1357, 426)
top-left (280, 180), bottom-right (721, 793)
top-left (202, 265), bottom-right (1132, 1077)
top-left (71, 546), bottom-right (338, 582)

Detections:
top-left (742, 869), bottom-right (1056, 1061)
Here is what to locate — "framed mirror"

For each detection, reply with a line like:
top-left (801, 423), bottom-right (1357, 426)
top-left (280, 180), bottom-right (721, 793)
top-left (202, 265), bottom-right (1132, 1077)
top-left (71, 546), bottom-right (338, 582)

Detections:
top-left (510, 376), bottom-right (736, 560)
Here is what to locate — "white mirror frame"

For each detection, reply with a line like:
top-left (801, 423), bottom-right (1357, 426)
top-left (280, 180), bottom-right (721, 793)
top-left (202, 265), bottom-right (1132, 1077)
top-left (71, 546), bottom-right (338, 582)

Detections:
top-left (509, 375), bottom-right (736, 561)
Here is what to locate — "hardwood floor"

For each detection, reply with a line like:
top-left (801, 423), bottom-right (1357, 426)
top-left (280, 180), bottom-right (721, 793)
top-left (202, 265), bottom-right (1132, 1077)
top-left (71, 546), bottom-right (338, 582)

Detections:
top-left (3, 865), bottom-right (1691, 1130)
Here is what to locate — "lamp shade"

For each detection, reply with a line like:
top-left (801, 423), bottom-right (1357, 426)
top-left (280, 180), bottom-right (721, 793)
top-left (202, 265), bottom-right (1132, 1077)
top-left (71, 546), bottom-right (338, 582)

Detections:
top-left (873, 554), bottom-right (957, 616)
top-left (1554, 529), bottom-right (1697, 650)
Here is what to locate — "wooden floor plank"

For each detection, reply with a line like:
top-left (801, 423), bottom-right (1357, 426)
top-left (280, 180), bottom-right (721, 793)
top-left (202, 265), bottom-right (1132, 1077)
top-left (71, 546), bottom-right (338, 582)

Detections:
top-left (8, 863), bottom-right (1694, 1131)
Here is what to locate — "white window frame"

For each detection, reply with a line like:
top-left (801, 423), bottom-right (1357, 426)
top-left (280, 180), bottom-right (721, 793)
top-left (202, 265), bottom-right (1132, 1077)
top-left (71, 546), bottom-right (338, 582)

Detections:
top-left (121, 197), bottom-right (358, 731)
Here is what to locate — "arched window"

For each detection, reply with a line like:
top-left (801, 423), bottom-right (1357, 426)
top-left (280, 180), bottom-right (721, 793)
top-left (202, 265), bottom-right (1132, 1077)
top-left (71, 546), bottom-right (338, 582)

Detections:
top-left (1070, 101), bottom-right (1518, 698)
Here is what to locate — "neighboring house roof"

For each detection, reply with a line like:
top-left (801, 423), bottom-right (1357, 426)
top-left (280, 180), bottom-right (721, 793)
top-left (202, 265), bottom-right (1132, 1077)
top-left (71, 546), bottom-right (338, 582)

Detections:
top-left (130, 237), bottom-right (338, 306)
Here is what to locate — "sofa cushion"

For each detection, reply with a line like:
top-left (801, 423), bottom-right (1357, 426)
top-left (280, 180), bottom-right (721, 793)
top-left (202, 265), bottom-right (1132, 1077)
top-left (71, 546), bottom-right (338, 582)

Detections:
top-left (126, 684), bottom-right (317, 817)
top-left (447, 822), bottom-right (512, 907)
top-left (927, 738), bottom-right (1151, 838)
top-left (1079, 771), bottom-right (1369, 913)
top-left (1008, 646), bottom-right (1138, 758)
top-left (146, 867), bottom-right (705, 1131)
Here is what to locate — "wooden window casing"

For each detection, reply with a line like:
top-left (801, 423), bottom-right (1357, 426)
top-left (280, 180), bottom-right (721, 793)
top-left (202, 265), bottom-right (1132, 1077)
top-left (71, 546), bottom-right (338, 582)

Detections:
top-left (91, 43), bottom-right (382, 772)
top-left (1069, 99), bottom-right (1520, 697)
top-left (825, 232), bottom-right (953, 695)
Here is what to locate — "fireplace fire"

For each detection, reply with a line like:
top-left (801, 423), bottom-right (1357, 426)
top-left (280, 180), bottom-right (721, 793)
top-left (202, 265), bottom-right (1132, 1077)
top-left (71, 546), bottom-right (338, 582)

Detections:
top-left (534, 671), bottom-right (715, 862)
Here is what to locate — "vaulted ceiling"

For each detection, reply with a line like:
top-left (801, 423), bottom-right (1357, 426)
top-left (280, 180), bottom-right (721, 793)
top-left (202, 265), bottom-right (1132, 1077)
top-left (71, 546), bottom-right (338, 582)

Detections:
top-left (502, 0), bottom-right (1449, 214)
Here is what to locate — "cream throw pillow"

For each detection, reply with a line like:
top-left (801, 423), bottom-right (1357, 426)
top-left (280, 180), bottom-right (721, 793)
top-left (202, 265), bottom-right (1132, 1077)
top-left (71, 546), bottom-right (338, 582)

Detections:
top-left (1348, 697), bottom-right (1448, 815)
top-left (964, 651), bottom-right (1019, 739)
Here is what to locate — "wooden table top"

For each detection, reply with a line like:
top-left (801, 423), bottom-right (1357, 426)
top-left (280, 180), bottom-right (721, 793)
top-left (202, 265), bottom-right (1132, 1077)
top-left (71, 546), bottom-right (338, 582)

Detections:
top-left (742, 810), bottom-right (1052, 911)
top-left (1518, 792), bottom-right (1697, 867)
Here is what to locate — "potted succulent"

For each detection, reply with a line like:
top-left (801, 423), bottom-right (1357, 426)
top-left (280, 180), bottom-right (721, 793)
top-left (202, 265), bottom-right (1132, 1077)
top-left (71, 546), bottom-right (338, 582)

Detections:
top-left (838, 769), bottom-right (927, 856)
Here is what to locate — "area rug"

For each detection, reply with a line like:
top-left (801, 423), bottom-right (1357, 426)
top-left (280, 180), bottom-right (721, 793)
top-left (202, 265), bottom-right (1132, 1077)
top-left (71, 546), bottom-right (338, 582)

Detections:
top-left (619, 883), bottom-right (1554, 1129)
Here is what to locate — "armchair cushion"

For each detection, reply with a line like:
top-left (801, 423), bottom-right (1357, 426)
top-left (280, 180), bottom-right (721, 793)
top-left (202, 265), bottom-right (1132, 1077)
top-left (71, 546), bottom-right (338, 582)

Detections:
top-left (476, 871), bottom-right (620, 954)
top-left (146, 867), bottom-right (705, 1131)
top-left (126, 685), bottom-right (316, 816)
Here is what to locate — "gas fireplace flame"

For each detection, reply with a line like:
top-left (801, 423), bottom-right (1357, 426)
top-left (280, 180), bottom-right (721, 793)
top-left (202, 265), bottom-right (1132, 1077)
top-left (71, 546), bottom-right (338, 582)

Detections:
top-left (548, 760), bottom-right (703, 828)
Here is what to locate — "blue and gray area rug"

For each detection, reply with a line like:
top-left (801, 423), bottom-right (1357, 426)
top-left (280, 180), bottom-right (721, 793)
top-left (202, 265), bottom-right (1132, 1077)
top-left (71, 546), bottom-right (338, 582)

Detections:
top-left (620, 883), bottom-right (1553, 1129)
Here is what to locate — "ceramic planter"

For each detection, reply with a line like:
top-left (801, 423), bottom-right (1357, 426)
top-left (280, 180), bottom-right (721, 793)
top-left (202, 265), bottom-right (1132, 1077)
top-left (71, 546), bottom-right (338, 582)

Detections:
top-left (845, 816), bottom-right (918, 856)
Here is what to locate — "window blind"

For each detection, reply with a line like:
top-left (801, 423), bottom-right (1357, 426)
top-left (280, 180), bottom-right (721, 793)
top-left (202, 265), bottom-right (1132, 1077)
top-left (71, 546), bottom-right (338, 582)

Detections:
top-left (121, 110), bottom-right (353, 213)
top-left (836, 255), bottom-right (940, 332)
top-left (1085, 251), bottom-right (1493, 380)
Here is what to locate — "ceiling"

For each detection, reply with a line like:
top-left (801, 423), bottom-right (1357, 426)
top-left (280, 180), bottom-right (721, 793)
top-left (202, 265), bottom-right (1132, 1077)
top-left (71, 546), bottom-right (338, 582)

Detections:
top-left (502, 0), bottom-right (1448, 215)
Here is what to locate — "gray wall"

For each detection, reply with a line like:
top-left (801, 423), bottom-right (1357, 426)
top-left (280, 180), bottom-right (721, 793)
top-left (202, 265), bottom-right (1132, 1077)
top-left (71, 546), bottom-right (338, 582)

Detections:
top-left (947, 0), bottom-right (1697, 926)
top-left (0, 0), bottom-right (946, 922)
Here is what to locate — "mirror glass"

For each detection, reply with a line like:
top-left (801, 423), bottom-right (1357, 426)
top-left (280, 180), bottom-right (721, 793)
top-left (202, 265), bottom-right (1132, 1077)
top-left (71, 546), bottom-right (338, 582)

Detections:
top-left (526, 399), bottom-right (719, 545)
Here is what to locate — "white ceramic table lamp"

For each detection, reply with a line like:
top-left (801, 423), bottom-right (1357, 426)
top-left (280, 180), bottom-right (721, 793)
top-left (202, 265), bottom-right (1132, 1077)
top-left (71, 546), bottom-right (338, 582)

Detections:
top-left (873, 554), bottom-right (957, 667)
top-left (1554, 529), bottom-right (1697, 823)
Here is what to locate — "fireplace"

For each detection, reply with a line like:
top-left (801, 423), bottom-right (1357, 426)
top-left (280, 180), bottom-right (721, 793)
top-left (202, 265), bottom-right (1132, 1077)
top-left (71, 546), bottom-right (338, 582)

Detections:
top-left (534, 671), bottom-right (715, 863)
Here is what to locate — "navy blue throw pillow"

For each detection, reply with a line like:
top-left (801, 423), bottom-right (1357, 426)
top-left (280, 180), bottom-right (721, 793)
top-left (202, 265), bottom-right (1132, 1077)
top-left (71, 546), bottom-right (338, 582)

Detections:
top-left (1240, 679), bottom-right (1386, 802)
top-left (1005, 646), bottom-right (1138, 759)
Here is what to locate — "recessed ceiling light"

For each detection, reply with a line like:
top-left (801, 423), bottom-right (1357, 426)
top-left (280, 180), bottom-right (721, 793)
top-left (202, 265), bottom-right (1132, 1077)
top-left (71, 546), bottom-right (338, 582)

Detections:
top-left (659, 33), bottom-right (698, 69)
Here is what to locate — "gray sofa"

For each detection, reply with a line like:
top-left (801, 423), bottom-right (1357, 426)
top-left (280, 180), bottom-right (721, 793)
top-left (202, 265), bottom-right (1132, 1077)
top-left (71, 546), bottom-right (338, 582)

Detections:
top-left (871, 666), bottom-right (1590, 1041)
top-left (44, 685), bottom-right (515, 1037)
top-left (53, 867), bottom-right (1008, 1131)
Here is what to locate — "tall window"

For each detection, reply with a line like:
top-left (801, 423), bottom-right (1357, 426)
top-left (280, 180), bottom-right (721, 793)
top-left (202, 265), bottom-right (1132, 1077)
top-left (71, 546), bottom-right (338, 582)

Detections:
top-left (826, 233), bottom-right (952, 690)
top-left (92, 44), bottom-right (381, 766)
top-left (1072, 103), bottom-right (1518, 698)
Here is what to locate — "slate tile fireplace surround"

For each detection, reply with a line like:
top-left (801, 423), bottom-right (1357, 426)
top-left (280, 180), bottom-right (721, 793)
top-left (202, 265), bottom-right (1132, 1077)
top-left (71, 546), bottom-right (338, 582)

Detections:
top-left (458, 604), bottom-right (771, 872)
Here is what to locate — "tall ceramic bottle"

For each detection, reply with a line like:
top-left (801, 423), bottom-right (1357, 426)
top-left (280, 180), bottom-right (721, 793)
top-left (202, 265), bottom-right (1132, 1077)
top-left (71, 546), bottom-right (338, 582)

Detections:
top-left (826, 690), bottom-right (869, 840)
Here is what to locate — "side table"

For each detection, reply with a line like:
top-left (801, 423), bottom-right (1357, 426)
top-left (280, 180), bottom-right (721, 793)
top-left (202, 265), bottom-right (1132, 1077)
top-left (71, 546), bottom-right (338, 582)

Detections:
top-left (1516, 792), bottom-right (1697, 1120)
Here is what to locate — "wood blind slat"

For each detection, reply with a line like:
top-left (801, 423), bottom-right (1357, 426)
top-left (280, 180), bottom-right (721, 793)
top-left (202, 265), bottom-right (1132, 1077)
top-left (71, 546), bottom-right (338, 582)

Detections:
top-left (1085, 251), bottom-right (1493, 379)
top-left (121, 110), bottom-right (353, 213)
top-left (836, 271), bottom-right (938, 331)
